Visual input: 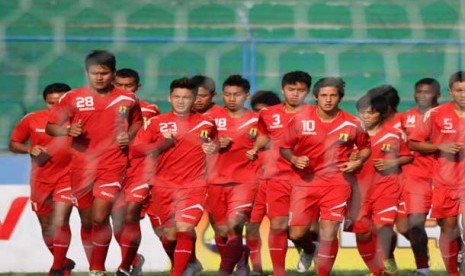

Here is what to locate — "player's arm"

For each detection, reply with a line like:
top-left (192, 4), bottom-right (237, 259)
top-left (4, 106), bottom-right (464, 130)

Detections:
top-left (409, 140), bottom-right (463, 154)
top-left (280, 147), bottom-right (309, 169)
top-left (373, 155), bottom-right (413, 171)
top-left (339, 147), bottom-right (371, 173)
top-left (246, 134), bottom-right (269, 160)
top-left (46, 121), bottom-right (82, 137)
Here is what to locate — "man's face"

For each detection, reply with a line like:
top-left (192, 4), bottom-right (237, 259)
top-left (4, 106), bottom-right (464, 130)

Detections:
top-left (45, 92), bottom-right (65, 110)
top-left (415, 84), bottom-right (438, 109)
top-left (314, 86), bottom-right (341, 113)
top-left (86, 65), bottom-right (114, 92)
top-left (114, 76), bottom-right (140, 93)
top-left (193, 87), bottom-right (214, 113)
top-left (358, 106), bottom-right (382, 130)
top-left (449, 81), bottom-right (465, 110)
top-left (169, 88), bottom-right (195, 115)
top-left (281, 82), bottom-right (308, 108)
top-left (222, 85), bottom-right (248, 112)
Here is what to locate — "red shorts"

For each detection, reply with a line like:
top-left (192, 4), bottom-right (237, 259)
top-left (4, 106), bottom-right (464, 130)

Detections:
top-left (145, 193), bottom-right (162, 228)
top-left (30, 176), bottom-right (73, 215)
top-left (113, 176), bottom-right (151, 210)
top-left (70, 166), bottom-right (125, 210)
top-left (207, 182), bottom-right (257, 226)
top-left (345, 181), bottom-right (400, 233)
top-left (431, 184), bottom-right (465, 219)
top-left (401, 175), bottom-right (433, 215)
top-left (266, 179), bottom-right (291, 218)
top-left (150, 186), bottom-right (207, 228)
top-left (289, 184), bottom-right (351, 226)
top-left (250, 180), bottom-right (267, 224)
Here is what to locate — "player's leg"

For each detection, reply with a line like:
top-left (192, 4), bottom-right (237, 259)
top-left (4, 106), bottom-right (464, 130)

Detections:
top-left (355, 231), bottom-right (383, 275)
top-left (50, 200), bottom-right (74, 273)
top-left (246, 180), bottom-right (267, 274)
top-left (117, 201), bottom-right (144, 273)
top-left (30, 181), bottom-right (55, 254)
top-left (408, 213), bottom-right (429, 275)
top-left (90, 197), bottom-right (114, 272)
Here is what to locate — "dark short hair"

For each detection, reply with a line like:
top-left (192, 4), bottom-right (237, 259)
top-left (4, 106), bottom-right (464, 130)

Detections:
top-left (356, 94), bottom-right (388, 117)
top-left (415, 78), bottom-right (440, 95)
top-left (222, 74), bottom-right (250, 93)
top-left (312, 77), bottom-right (345, 99)
top-left (191, 75), bottom-right (216, 94)
top-left (170, 77), bottom-right (197, 96)
top-left (281, 71), bottom-right (312, 89)
top-left (116, 68), bottom-right (140, 85)
top-left (448, 71), bottom-right (465, 88)
top-left (85, 50), bottom-right (116, 72)
top-left (42, 83), bottom-right (71, 100)
top-left (366, 84), bottom-right (400, 111)
top-left (251, 90), bottom-right (281, 109)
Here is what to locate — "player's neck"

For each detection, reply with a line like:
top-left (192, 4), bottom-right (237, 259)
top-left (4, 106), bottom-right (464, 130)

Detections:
top-left (227, 108), bottom-right (246, 118)
top-left (283, 103), bottom-right (302, 113)
top-left (417, 104), bottom-right (436, 114)
top-left (90, 85), bottom-right (113, 96)
top-left (172, 110), bottom-right (191, 117)
top-left (366, 123), bottom-right (382, 136)
top-left (316, 107), bottom-right (339, 122)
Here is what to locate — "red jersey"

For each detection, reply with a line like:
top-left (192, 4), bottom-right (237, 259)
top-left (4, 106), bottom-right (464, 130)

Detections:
top-left (409, 102), bottom-right (465, 188)
top-left (140, 100), bottom-right (160, 126)
top-left (257, 103), bottom-right (308, 180)
top-left (11, 110), bottom-right (71, 183)
top-left (385, 112), bottom-right (402, 130)
top-left (133, 111), bottom-right (216, 188)
top-left (208, 108), bottom-right (260, 184)
top-left (48, 86), bottom-right (142, 170)
top-left (281, 105), bottom-right (371, 186)
top-left (357, 124), bottom-right (411, 188)
top-left (401, 107), bottom-right (435, 178)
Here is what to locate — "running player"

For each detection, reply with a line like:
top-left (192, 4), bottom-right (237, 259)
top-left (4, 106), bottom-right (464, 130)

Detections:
top-left (10, 83), bottom-right (75, 276)
top-left (131, 77), bottom-right (216, 276)
top-left (409, 71), bottom-right (465, 276)
top-left (46, 50), bottom-right (142, 275)
top-left (280, 77), bottom-right (371, 276)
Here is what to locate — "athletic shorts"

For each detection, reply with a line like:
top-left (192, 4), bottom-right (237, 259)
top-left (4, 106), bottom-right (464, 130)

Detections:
top-left (70, 166), bottom-right (125, 210)
top-left (113, 176), bottom-right (151, 210)
top-left (266, 179), bottom-right (292, 218)
top-left (401, 174), bottom-right (433, 215)
top-left (345, 181), bottom-right (400, 233)
top-left (30, 175), bottom-right (73, 215)
top-left (206, 182), bottom-right (257, 226)
top-left (250, 180), bottom-right (267, 224)
top-left (289, 184), bottom-right (351, 226)
top-left (431, 184), bottom-right (465, 219)
top-left (150, 186), bottom-right (207, 228)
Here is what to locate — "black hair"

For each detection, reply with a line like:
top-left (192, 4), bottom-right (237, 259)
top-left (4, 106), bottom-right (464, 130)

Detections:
top-left (366, 84), bottom-right (400, 111)
top-left (312, 77), bottom-right (345, 99)
top-left (191, 75), bottom-right (216, 94)
top-left (116, 68), bottom-right (140, 85)
top-left (222, 74), bottom-right (250, 93)
top-left (170, 77), bottom-right (197, 96)
top-left (448, 71), bottom-right (465, 88)
top-left (356, 94), bottom-right (388, 117)
top-left (85, 50), bottom-right (116, 72)
top-left (251, 90), bottom-right (281, 109)
top-left (281, 71), bottom-right (312, 89)
top-left (42, 83), bottom-right (71, 100)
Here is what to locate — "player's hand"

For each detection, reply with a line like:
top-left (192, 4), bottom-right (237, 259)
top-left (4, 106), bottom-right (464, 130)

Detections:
top-left (373, 158), bottom-right (397, 171)
top-left (290, 155), bottom-right (309, 169)
top-left (246, 148), bottom-right (258, 160)
top-left (338, 159), bottom-right (363, 173)
top-left (349, 150), bottom-right (359, 161)
top-left (29, 145), bottom-right (47, 157)
top-left (116, 132), bottom-right (130, 148)
top-left (68, 120), bottom-right (83, 137)
top-left (162, 131), bottom-right (175, 140)
top-left (202, 138), bottom-right (216, 154)
top-left (438, 142), bottom-right (463, 154)
top-left (219, 137), bottom-right (232, 149)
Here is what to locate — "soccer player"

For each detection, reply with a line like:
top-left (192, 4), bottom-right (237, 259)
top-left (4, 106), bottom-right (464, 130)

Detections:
top-left (131, 77), bottom-right (217, 276)
top-left (367, 85), bottom-right (402, 129)
top-left (9, 83), bottom-right (75, 276)
top-left (46, 50), bottom-right (142, 275)
top-left (246, 90), bottom-right (281, 274)
top-left (400, 78), bottom-right (441, 276)
top-left (280, 77), bottom-right (371, 276)
top-left (246, 71), bottom-right (313, 276)
top-left (345, 94), bottom-right (412, 276)
top-left (409, 71), bottom-right (465, 276)
top-left (205, 75), bottom-right (259, 275)
top-left (111, 68), bottom-right (159, 275)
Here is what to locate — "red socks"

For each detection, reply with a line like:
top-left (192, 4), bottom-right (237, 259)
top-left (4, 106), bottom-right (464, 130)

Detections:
top-left (80, 226), bottom-right (93, 264)
top-left (51, 224), bottom-right (72, 270)
top-left (439, 233), bottom-right (459, 274)
top-left (246, 238), bottom-right (262, 273)
top-left (90, 223), bottom-right (112, 271)
top-left (161, 235), bottom-right (176, 265)
top-left (220, 235), bottom-right (243, 273)
top-left (119, 223), bottom-right (142, 271)
top-left (356, 236), bottom-right (382, 275)
top-left (171, 231), bottom-right (195, 276)
top-left (268, 229), bottom-right (288, 276)
top-left (317, 239), bottom-right (339, 276)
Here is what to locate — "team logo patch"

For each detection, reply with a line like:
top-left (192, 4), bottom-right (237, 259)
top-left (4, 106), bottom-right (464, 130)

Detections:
top-left (118, 105), bottom-right (128, 116)
top-left (199, 129), bottom-right (210, 141)
top-left (338, 133), bottom-right (349, 144)
top-left (381, 143), bottom-right (391, 153)
top-left (249, 127), bottom-right (258, 139)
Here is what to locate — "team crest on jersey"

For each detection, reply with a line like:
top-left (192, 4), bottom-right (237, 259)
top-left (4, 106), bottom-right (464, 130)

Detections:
top-left (381, 143), bottom-right (391, 153)
top-left (199, 129), bottom-right (210, 141)
top-left (338, 133), bottom-right (349, 144)
top-left (249, 127), bottom-right (258, 139)
top-left (118, 105), bottom-right (128, 116)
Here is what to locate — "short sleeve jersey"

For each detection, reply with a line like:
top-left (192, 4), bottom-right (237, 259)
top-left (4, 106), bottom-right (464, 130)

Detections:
top-left (140, 100), bottom-right (160, 127)
top-left (257, 103), bottom-right (308, 180)
top-left (357, 124), bottom-right (411, 188)
top-left (11, 110), bottom-right (71, 183)
top-left (48, 86), bottom-right (142, 170)
top-left (281, 105), bottom-right (371, 186)
top-left (409, 102), bottom-right (465, 188)
top-left (208, 108), bottom-right (260, 184)
top-left (400, 107), bottom-right (435, 178)
top-left (133, 111), bottom-right (217, 188)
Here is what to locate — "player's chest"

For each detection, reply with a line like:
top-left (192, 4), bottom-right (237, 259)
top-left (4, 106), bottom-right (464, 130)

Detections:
top-left (215, 117), bottom-right (258, 139)
top-left (157, 119), bottom-right (214, 141)
top-left (434, 115), bottom-right (465, 138)
top-left (371, 135), bottom-right (400, 158)
top-left (298, 118), bottom-right (358, 145)
top-left (72, 95), bottom-right (134, 117)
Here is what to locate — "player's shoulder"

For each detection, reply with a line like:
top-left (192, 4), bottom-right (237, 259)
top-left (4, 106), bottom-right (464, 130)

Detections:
top-left (424, 103), bottom-right (447, 121)
top-left (259, 103), bottom-right (284, 116)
